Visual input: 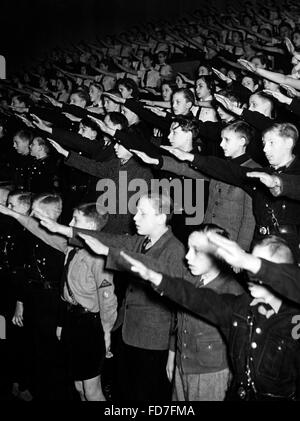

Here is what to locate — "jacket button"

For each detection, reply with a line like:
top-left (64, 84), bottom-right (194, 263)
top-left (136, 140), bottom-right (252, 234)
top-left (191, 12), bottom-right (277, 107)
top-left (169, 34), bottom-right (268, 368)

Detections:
top-left (183, 329), bottom-right (187, 334)
top-left (255, 327), bottom-right (262, 334)
top-left (233, 321), bottom-right (238, 327)
top-left (251, 342), bottom-right (257, 349)
top-left (183, 343), bottom-right (187, 347)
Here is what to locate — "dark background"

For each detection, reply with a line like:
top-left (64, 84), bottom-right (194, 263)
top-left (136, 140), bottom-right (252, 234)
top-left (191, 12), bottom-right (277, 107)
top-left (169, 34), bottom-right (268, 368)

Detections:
top-left (0, 0), bottom-right (231, 72)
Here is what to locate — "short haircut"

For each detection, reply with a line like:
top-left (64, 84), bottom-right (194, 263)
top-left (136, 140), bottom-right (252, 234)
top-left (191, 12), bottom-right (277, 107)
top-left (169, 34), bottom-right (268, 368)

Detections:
top-left (262, 122), bottom-right (299, 147)
top-left (251, 54), bottom-right (270, 68)
top-left (75, 203), bottom-right (108, 230)
top-left (222, 120), bottom-right (254, 146)
top-left (116, 78), bottom-right (140, 99)
top-left (33, 193), bottom-right (63, 217)
top-left (80, 117), bottom-right (100, 134)
top-left (250, 91), bottom-right (274, 112)
top-left (71, 90), bottom-right (90, 105)
top-left (254, 235), bottom-right (295, 264)
top-left (143, 52), bottom-right (154, 62)
top-left (106, 112), bottom-right (128, 130)
top-left (33, 136), bottom-right (50, 155)
top-left (142, 192), bottom-right (174, 224)
top-left (217, 89), bottom-right (242, 106)
top-left (242, 74), bottom-right (260, 88)
top-left (174, 88), bottom-right (195, 105)
top-left (171, 116), bottom-right (200, 140)
top-left (12, 94), bottom-right (29, 107)
top-left (90, 82), bottom-right (103, 92)
top-left (8, 190), bottom-right (32, 208)
top-left (198, 223), bottom-right (230, 238)
top-left (14, 129), bottom-right (34, 143)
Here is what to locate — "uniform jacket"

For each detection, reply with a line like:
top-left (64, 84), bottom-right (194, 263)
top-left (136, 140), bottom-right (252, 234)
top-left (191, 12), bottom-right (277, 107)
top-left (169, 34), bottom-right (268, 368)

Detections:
top-left (156, 275), bottom-right (300, 400)
top-left (71, 227), bottom-right (195, 350)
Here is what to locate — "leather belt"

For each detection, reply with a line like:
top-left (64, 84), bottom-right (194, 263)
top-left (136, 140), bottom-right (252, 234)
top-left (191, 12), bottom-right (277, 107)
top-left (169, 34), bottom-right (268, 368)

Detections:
top-left (66, 302), bottom-right (98, 316)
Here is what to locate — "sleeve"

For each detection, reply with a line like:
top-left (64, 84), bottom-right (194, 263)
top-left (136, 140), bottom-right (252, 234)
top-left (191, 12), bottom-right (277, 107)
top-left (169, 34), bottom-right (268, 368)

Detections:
top-left (288, 98), bottom-right (300, 117)
top-left (236, 191), bottom-right (256, 251)
top-left (106, 247), bottom-right (201, 283)
top-left (94, 261), bottom-right (118, 335)
top-left (70, 227), bottom-right (139, 251)
top-left (65, 151), bottom-right (115, 178)
top-left (229, 80), bottom-right (252, 104)
top-left (161, 156), bottom-right (210, 181)
top-left (124, 98), bottom-right (172, 132)
top-left (52, 128), bottom-right (104, 157)
top-left (192, 154), bottom-right (252, 191)
top-left (241, 109), bottom-right (273, 132)
top-left (279, 175), bottom-right (300, 200)
top-left (61, 103), bottom-right (89, 119)
top-left (16, 215), bottom-right (68, 253)
top-left (155, 275), bottom-right (237, 329)
top-left (256, 259), bottom-right (300, 305)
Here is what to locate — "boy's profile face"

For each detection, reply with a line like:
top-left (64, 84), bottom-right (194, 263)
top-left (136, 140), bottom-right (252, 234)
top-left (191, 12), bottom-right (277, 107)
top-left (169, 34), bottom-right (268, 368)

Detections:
top-left (133, 197), bottom-right (165, 236)
top-left (186, 232), bottom-right (214, 276)
top-left (13, 136), bottom-right (30, 155)
top-left (29, 138), bottom-right (42, 158)
top-left (220, 129), bottom-right (245, 159)
top-left (249, 94), bottom-right (267, 114)
top-left (69, 210), bottom-right (96, 230)
top-left (172, 92), bottom-right (191, 116)
top-left (168, 123), bottom-right (191, 150)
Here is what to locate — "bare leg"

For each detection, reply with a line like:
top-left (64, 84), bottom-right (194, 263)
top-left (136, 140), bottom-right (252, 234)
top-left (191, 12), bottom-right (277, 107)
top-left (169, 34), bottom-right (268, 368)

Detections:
top-left (83, 375), bottom-right (106, 401)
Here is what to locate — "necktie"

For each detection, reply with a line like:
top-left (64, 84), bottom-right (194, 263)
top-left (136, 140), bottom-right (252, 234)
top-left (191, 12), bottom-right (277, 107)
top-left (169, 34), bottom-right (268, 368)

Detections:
top-left (141, 237), bottom-right (151, 254)
top-left (195, 277), bottom-right (204, 288)
top-left (143, 70), bottom-right (150, 87)
top-left (61, 248), bottom-right (78, 305)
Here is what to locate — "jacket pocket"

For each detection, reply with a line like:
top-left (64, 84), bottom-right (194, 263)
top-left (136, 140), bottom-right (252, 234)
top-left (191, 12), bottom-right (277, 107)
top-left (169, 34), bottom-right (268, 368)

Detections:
top-left (257, 335), bottom-right (294, 382)
top-left (196, 337), bottom-right (225, 369)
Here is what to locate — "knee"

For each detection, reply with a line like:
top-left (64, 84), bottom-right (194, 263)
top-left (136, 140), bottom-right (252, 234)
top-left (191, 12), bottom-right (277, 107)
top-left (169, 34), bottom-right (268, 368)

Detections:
top-left (84, 379), bottom-right (105, 401)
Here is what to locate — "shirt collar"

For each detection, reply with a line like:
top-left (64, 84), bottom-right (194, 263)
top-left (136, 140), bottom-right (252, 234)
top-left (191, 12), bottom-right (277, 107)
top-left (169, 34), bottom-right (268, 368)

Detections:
top-left (230, 153), bottom-right (250, 165)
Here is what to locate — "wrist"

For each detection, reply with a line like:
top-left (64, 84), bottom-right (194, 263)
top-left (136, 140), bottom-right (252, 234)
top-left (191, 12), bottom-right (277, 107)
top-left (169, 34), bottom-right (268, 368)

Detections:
top-left (244, 254), bottom-right (262, 274)
top-left (151, 272), bottom-right (163, 286)
top-left (186, 153), bottom-right (194, 162)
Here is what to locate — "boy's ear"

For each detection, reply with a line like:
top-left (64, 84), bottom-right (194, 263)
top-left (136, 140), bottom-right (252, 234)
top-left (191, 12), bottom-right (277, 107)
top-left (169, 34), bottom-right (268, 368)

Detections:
top-left (240, 136), bottom-right (247, 147)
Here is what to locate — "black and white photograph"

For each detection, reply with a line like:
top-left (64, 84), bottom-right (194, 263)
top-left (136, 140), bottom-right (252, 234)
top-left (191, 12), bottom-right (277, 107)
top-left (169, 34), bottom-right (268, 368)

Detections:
top-left (1, 0), bottom-right (300, 406)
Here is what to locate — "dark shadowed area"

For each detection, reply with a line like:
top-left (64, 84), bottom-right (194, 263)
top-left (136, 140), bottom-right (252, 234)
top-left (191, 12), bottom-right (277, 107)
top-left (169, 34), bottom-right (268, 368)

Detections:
top-left (0, 0), bottom-right (229, 72)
